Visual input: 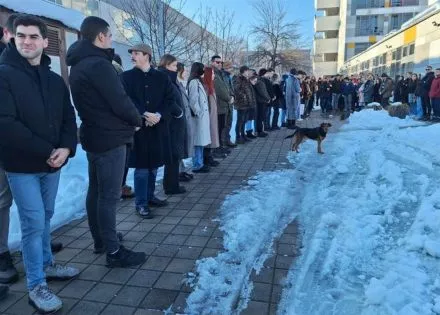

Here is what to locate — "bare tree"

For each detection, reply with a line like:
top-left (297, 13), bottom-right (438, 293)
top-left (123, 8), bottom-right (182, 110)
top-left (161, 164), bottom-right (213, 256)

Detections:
top-left (115, 0), bottom-right (199, 63)
top-left (249, 0), bottom-right (302, 69)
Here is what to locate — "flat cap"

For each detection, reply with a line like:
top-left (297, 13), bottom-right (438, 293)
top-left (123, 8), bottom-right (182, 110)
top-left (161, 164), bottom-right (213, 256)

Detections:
top-left (128, 43), bottom-right (152, 55)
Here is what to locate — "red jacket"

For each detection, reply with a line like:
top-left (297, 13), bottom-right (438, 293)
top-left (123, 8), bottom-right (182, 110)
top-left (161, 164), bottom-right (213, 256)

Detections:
top-left (429, 76), bottom-right (440, 98)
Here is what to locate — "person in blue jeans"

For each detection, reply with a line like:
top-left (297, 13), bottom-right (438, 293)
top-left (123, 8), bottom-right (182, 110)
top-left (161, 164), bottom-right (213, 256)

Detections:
top-left (0, 15), bottom-right (79, 313)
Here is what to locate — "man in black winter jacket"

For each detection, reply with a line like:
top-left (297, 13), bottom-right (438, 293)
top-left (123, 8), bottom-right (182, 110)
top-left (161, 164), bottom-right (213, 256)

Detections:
top-left (67, 16), bottom-right (146, 269)
top-left (0, 15), bottom-right (78, 313)
top-left (421, 65), bottom-right (435, 120)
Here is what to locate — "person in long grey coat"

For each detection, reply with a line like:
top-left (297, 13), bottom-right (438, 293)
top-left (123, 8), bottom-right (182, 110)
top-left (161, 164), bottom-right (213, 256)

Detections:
top-left (177, 63), bottom-right (195, 181)
top-left (188, 62), bottom-right (211, 173)
top-left (285, 68), bottom-right (302, 129)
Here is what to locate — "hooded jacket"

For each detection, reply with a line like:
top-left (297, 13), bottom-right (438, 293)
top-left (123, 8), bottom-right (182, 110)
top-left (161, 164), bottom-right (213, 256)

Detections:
top-left (66, 40), bottom-right (142, 153)
top-left (429, 76), bottom-right (440, 99)
top-left (0, 41), bottom-right (77, 173)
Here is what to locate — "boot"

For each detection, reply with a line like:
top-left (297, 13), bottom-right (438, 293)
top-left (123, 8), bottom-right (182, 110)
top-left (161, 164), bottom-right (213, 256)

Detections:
top-left (287, 120), bottom-right (296, 130)
top-left (246, 130), bottom-right (257, 139)
top-left (0, 251), bottom-right (18, 284)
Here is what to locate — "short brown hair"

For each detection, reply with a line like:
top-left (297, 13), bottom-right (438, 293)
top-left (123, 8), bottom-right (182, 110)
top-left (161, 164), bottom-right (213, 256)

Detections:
top-left (159, 54), bottom-right (177, 68)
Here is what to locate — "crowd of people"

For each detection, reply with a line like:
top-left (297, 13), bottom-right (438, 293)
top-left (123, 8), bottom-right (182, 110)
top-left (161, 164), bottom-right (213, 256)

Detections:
top-left (1, 12), bottom-right (438, 314)
top-left (312, 68), bottom-right (440, 121)
top-left (0, 14), bottom-right (312, 313)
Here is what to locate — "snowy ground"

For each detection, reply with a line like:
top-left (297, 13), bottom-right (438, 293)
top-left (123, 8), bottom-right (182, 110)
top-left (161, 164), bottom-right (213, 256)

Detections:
top-left (185, 110), bottom-right (440, 315)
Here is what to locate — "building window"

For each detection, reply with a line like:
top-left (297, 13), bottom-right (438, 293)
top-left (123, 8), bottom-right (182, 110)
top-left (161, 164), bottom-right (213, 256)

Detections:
top-left (355, 42), bottom-right (372, 55)
top-left (402, 46), bottom-right (408, 57)
top-left (409, 43), bottom-right (415, 55)
top-left (396, 47), bottom-right (402, 61)
top-left (356, 15), bottom-right (381, 36)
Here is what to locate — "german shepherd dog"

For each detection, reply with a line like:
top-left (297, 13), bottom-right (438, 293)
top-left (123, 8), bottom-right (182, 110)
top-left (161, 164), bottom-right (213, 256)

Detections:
top-left (285, 123), bottom-right (332, 154)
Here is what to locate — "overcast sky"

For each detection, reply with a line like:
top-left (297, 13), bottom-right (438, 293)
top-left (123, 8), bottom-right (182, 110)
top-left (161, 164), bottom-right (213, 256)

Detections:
top-left (179, 0), bottom-right (315, 48)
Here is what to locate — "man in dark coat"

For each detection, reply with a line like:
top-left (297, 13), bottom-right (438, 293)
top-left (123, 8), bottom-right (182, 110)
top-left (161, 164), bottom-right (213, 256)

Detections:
top-left (254, 74), bottom-right (271, 137)
top-left (421, 65), bottom-right (435, 120)
top-left (0, 15), bottom-right (78, 313)
top-left (121, 44), bottom-right (182, 218)
top-left (67, 16), bottom-right (146, 269)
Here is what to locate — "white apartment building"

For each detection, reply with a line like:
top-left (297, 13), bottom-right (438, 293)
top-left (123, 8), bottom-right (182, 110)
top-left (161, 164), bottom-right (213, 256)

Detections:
top-left (313, 0), bottom-right (430, 77)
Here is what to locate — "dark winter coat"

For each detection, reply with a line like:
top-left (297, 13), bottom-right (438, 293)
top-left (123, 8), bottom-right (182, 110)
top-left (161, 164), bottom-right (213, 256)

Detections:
top-left (341, 81), bottom-right (355, 96)
top-left (254, 78), bottom-right (271, 104)
top-left (0, 42), bottom-right (5, 54)
top-left (415, 80), bottom-right (424, 97)
top-left (393, 79), bottom-right (405, 102)
top-left (363, 80), bottom-right (374, 103)
top-left (66, 40), bottom-right (142, 154)
top-left (330, 79), bottom-right (342, 94)
top-left (0, 41), bottom-right (77, 173)
top-left (214, 68), bottom-right (232, 115)
top-left (121, 67), bottom-right (182, 169)
top-left (380, 78), bottom-right (393, 98)
top-left (319, 82), bottom-right (332, 99)
top-left (407, 79), bottom-right (417, 94)
top-left (233, 75), bottom-right (254, 110)
top-left (422, 72), bottom-right (435, 96)
top-left (261, 76), bottom-right (275, 101)
top-left (429, 76), bottom-right (440, 99)
top-left (273, 83), bottom-right (283, 107)
top-left (158, 67), bottom-right (186, 160)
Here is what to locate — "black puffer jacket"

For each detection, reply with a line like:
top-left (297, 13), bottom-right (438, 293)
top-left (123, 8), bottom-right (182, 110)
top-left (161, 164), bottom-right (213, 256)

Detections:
top-left (0, 41), bottom-right (77, 173)
top-left (66, 40), bottom-right (142, 153)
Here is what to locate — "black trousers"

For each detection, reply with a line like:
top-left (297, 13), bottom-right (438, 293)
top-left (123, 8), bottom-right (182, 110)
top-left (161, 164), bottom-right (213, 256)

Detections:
top-left (271, 103), bottom-right (280, 128)
top-left (422, 94), bottom-right (432, 117)
top-left (163, 157), bottom-right (180, 192)
top-left (256, 102), bottom-right (267, 133)
top-left (217, 113), bottom-right (226, 146)
top-left (236, 109), bottom-right (248, 138)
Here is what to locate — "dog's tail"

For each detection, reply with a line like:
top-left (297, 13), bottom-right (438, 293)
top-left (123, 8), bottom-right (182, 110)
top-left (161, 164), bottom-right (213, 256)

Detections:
top-left (284, 127), bottom-right (299, 139)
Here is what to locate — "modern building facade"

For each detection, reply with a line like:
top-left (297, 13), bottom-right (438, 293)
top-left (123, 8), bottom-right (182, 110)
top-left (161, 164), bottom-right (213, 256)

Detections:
top-left (313, 0), bottom-right (431, 77)
top-left (342, 1), bottom-right (440, 76)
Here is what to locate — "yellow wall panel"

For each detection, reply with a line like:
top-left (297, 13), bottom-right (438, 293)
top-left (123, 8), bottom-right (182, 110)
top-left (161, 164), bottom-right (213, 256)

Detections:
top-left (347, 42), bottom-right (355, 49)
top-left (404, 26), bottom-right (417, 45)
top-left (369, 36), bottom-right (377, 43)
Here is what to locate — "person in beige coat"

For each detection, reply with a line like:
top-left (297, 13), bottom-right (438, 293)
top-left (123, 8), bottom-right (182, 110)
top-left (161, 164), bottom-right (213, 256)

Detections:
top-left (188, 62), bottom-right (211, 173)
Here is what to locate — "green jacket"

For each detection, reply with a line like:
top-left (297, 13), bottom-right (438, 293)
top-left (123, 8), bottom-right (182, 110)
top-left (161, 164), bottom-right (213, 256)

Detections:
top-left (214, 69), bottom-right (232, 115)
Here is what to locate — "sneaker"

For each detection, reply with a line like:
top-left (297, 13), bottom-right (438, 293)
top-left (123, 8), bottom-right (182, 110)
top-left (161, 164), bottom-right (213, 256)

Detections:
top-left (136, 206), bottom-right (154, 219)
top-left (28, 283), bottom-right (62, 314)
top-left (0, 284), bottom-right (8, 301)
top-left (50, 242), bottom-right (63, 254)
top-left (0, 251), bottom-right (19, 284)
top-left (45, 263), bottom-right (79, 281)
top-left (148, 197), bottom-right (168, 208)
top-left (106, 245), bottom-right (146, 268)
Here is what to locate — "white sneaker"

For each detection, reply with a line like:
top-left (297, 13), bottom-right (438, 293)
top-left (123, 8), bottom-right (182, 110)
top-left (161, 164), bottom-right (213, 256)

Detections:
top-left (45, 263), bottom-right (79, 281)
top-left (29, 283), bottom-right (62, 313)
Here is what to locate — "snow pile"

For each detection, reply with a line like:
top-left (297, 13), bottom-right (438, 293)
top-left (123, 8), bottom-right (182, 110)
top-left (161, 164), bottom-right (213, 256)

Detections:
top-left (185, 170), bottom-right (299, 314)
top-left (0, 0), bottom-right (85, 31)
top-left (277, 109), bottom-right (440, 315)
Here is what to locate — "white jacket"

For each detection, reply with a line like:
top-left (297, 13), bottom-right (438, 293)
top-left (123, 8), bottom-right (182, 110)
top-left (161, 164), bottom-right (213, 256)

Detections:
top-left (188, 79), bottom-right (211, 147)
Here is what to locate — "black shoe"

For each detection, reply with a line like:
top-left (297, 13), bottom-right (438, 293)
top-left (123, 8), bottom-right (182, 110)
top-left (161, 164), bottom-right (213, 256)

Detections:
top-left (226, 142), bottom-right (237, 148)
top-left (257, 132), bottom-right (268, 138)
top-left (165, 186), bottom-right (186, 195)
top-left (50, 242), bottom-right (63, 254)
top-left (148, 197), bottom-right (168, 208)
top-left (220, 147), bottom-right (231, 155)
top-left (236, 137), bottom-right (246, 144)
top-left (193, 165), bottom-right (210, 173)
top-left (208, 159), bottom-right (220, 167)
top-left (0, 251), bottom-right (18, 284)
top-left (213, 151), bottom-right (227, 159)
top-left (179, 173), bottom-right (191, 182)
top-left (136, 206), bottom-right (154, 219)
top-left (106, 245), bottom-right (146, 268)
top-left (246, 131), bottom-right (257, 139)
top-left (0, 284), bottom-right (8, 301)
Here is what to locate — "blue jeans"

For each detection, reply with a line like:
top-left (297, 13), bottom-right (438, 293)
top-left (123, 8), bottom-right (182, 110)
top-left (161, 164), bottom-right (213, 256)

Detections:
top-left (192, 146), bottom-right (204, 170)
top-left (432, 98), bottom-right (440, 118)
top-left (7, 171), bottom-right (60, 290)
top-left (416, 97), bottom-right (424, 119)
top-left (134, 168), bottom-right (157, 208)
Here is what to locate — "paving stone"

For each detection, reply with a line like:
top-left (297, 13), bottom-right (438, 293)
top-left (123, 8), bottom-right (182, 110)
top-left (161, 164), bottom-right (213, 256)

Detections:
top-left (66, 237), bottom-right (93, 250)
top-left (278, 233), bottom-right (297, 245)
top-left (132, 242), bottom-right (159, 255)
top-left (200, 247), bottom-right (219, 258)
top-left (132, 222), bottom-right (157, 233)
top-left (241, 301), bottom-right (269, 315)
top-left (127, 269), bottom-right (161, 287)
top-left (251, 267), bottom-right (274, 284)
top-left (68, 300), bottom-right (106, 314)
top-left (143, 232), bottom-right (168, 244)
top-left (134, 308), bottom-right (163, 315)
top-left (62, 227), bottom-right (89, 238)
top-left (123, 231), bottom-right (147, 242)
top-left (58, 279), bottom-right (95, 299)
top-left (141, 288), bottom-right (179, 310)
top-left (160, 216), bottom-right (182, 225)
top-left (277, 243), bottom-right (298, 257)
top-left (54, 248), bottom-right (82, 262)
top-left (151, 224), bottom-right (176, 234)
top-left (142, 256), bottom-right (172, 271)
top-left (70, 249), bottom-right (98, 264)
top-left (152, 244), bottom-right (181, 257)
top-left (165, 258), bottom-right (196, 274)
top-left (112, 286), bottom-right (149, 307)
top-left (175, 246), bottom-right (203, 259)
top-left (162, 234), bottom-right (188, 245)
top-left (206, 237), bottom-right (223, 249)
top-left (0, 291), bottom-right (25, 313)
top-left (251, 282), bottom-right (272, 303)
top-left (78, 264), bottom-right (110, 281)
top-left (5, 295), bottom-right (37, 315)
top-left (154, 272), bottom-right (184, 290)
top-left (275, 255), bottom-right (295, 270)
top-left (116, 221), bottom-right (138, 231)
top-left (269, 303), bottom-right (278, 315)
top-left (101, 304), bottom-right (136, 315)
top-left (102, 268), bottom-right (136, 284)
top-left (274, 268), bottom-right (289, 285)
top-left (271, 285), bottom-right (283, 304)
top-left (56, 297), bottom-right (79, 315)
top-left (171, 291), bottom-right (189, 313)
top-left (83, 282), bottom-right (120, 303)
top-left (172, 225), bottom-right (195, 235)
top-left (184, 235), bottom-right (209, 247)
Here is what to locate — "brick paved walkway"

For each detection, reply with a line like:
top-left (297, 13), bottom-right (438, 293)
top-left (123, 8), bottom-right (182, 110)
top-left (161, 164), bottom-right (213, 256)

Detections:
top-left (0, 111), bottom-right (345, 315)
